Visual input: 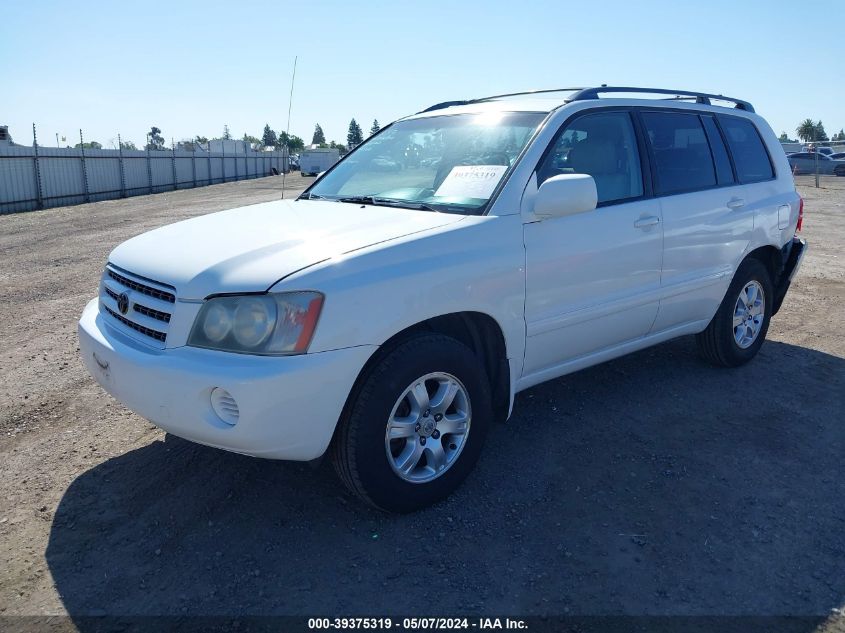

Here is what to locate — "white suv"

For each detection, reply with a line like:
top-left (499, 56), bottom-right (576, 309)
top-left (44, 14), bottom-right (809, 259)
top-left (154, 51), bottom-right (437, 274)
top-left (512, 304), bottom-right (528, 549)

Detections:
top-left (79, 86), bottom-right (806, 512)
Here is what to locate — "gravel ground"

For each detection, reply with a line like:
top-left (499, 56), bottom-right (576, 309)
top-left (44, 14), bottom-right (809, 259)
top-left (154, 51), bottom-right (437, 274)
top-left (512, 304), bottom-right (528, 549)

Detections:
top-left (0, 174), bottom-right (843, 625)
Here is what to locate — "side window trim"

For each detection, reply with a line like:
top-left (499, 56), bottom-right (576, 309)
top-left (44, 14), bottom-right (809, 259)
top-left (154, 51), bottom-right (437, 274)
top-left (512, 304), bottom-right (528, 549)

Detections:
top-left (630, 109), bottom-right (654, 199)
top-left (533, 107), bottom-right (649, 208)
top-left (712, 115), bottom-right (739, 182)
top-left (632, 109), bottom-right (661, 197)
top-left (701, 114), bottom-right (737, 185)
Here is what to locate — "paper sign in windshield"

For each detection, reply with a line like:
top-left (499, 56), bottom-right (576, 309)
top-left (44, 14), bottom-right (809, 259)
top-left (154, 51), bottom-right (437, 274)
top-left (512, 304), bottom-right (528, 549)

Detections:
top-left (434, 165), bottom-right (508, 199)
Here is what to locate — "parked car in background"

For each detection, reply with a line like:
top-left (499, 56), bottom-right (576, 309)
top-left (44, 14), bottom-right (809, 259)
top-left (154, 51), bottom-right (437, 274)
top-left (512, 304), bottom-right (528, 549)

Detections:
top-left (79, 86), bottom-right (806, 512)
top-left (788, 152), bottom-right (845, 176)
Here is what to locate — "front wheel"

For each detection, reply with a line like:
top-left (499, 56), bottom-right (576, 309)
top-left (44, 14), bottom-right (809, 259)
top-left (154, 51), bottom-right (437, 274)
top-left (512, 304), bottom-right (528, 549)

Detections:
top-left (696, 258), bottom-right (773, 367)
top-left (331, 334), bottom-right (492, 512)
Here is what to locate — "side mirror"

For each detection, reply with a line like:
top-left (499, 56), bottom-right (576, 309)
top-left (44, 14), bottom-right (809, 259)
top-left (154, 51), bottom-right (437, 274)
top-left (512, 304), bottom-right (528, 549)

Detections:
top-left (533, 173), bottom-right (597, 220)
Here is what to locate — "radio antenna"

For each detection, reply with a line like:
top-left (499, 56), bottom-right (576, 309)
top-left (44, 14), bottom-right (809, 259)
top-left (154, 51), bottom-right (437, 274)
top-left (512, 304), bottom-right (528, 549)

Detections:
top-left (281, 55), bottom-right (297, 200)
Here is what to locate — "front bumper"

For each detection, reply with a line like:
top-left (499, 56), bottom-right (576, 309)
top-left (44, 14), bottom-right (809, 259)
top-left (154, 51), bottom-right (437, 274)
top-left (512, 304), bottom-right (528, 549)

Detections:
top-left (78, 299), bottom-right (376, 460)
top-left (772, 237), bottom-right (807, 315)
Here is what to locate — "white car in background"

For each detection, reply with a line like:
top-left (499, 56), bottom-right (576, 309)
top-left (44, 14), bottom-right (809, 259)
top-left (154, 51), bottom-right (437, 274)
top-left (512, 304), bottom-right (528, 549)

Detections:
top-left (79, 86), bottom-right (806, 512)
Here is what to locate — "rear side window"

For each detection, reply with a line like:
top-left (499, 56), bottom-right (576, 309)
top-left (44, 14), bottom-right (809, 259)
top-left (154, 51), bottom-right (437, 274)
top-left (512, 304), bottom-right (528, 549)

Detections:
top-left (641, 112), bottom-right (716, 194)
top-left (701, 115), bottom-right (735, 185)
top-left (718, 116), bottom-right (775, 183)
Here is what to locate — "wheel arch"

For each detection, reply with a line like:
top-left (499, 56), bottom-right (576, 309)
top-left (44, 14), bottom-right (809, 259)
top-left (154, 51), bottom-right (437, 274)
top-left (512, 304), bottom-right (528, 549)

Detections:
top-left (745, 244), bottom-right (784, 287)
top-left (333, 311), bottom-right (512, 451)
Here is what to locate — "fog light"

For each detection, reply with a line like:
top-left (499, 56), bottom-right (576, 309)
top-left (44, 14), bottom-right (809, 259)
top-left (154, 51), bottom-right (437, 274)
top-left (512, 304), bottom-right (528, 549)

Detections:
top-left (210, 387), bottom-right (239, 426)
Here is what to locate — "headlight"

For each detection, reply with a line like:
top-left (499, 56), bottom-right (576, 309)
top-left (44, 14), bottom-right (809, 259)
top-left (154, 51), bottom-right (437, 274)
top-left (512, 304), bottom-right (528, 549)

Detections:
top-left (188, 292), bottom-right (324, 355)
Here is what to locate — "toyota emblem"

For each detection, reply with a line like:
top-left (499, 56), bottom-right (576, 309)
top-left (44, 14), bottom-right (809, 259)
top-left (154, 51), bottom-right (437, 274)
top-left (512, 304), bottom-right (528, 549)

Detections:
top-left (117, 292), bottom-right (130, 315)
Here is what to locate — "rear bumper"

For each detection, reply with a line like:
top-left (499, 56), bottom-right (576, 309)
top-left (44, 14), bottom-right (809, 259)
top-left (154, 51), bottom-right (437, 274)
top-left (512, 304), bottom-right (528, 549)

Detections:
top-left (78, 298), bottom-right (376, 460)
top-left (772, 237), bottom-right (807, 315)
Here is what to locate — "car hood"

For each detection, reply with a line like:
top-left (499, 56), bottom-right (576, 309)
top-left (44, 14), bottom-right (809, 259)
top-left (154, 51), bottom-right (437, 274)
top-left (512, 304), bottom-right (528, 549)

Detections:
top-left (108, 199), bottom-right (466, 299)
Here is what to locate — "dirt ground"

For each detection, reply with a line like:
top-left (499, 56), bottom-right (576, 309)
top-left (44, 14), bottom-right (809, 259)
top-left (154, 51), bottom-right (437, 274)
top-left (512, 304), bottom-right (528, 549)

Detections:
top-left (1, 174), bottom-right (844, 626)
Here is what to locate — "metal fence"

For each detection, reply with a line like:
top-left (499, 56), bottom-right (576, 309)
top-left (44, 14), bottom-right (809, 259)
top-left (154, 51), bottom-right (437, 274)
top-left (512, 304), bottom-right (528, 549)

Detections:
top-left (0, 142), bottom-right (289, 214)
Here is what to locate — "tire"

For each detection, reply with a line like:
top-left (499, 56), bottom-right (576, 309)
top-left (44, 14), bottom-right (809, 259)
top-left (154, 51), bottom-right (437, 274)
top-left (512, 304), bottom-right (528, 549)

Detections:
top-left (696, 257), bottom-right (773, 367)
top-left (331, 333), bottom-right (492, 513)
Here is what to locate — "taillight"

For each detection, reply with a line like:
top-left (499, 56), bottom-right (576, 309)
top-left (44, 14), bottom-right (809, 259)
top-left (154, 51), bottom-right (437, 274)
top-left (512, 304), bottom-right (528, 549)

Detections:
top-left (796, 197), bottom-right (804, 232)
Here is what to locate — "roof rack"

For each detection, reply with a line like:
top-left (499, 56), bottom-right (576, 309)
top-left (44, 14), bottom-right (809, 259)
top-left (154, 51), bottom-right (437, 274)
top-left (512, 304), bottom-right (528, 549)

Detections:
top-left (419, 85), bottom-right (754, 114)
top-left (568, 86), bottom-right (755, 112)
top-left (419, 87), bottom-right (586, 113)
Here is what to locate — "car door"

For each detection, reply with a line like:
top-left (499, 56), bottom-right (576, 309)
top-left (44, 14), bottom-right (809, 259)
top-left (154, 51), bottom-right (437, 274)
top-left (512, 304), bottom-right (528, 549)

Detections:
top-left (521, 109), bottom-right (663, 381)
top-left (643, 110), bottom-right (755, 332)
top-left (794, 152), bottom-right (832, 175)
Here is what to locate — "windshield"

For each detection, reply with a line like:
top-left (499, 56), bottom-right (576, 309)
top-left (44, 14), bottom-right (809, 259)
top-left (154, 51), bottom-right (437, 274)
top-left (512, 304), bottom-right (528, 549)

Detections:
top-left (304, 111), bottom-right (545, 214)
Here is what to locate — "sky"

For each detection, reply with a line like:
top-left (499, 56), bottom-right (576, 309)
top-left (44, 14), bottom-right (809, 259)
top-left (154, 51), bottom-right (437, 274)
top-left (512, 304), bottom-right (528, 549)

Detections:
top-left (3, 0), bottom-right (844, 148)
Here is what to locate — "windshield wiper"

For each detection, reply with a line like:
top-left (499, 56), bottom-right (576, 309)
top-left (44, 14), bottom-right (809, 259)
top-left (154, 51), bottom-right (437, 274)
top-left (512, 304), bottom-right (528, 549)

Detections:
top-left (336, 195), bottom-right (381, 205)
top-left (336, 196), bottom-right (440, 212)
top-left (300, 192), bottom-right (329, 200)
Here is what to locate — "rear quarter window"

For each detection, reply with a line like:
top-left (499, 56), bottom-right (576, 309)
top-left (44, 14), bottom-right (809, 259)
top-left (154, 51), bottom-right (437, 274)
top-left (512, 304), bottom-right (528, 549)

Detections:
top-left (718, 116), bottom-right (775, 183)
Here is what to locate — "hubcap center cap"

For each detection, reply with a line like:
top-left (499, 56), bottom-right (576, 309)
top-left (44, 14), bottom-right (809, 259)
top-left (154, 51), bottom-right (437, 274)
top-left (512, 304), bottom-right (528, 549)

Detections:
top-left (419, 419), bottom-right (436, 437)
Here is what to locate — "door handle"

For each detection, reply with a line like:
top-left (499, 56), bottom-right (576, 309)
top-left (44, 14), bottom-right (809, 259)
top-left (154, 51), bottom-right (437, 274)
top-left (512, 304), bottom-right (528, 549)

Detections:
top-left (727, 197), bottom-right (746, 210)
top-left (634, 216), bottom-right (660, 229)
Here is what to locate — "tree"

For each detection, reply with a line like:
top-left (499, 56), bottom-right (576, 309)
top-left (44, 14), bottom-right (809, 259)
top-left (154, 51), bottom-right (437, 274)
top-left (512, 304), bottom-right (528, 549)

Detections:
top-left (312, 124), bottom-right (326, 145)
top-left (119, 140), bottom-right (137, 151)
top-left (833, 129), bottom-right (845, 142)
top-left (815, 120), bottom-right (829, 142)
top-left (796, 119), bottom-right (817, 142)
top-left (242, 134), bottom-right (261, 148)
top-left (370, 119), bottom-right (381, 136)
top-left (222, 125), bottom-right (231, 140)
top-left (261, 124), bottom-right (278, 149)
top-left (145, 126), bottom-right (165, 151)
top-left (74, 140), bottom-right (102, 149)
top-left (329, 140), bottom-right (349, 156)
top-left (194, 135), bottom-right (209, 144)
top-left (347, 118), bottom-right (363, 148)
top-left (778, 132), bottom-right (790, 142)
top-left (278, 131), bottom-right (305, 153)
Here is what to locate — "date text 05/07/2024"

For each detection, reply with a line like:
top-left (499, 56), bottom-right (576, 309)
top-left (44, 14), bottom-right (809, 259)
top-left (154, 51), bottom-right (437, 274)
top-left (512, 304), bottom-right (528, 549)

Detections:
top-left (307, 617), bottom-right (528, 630)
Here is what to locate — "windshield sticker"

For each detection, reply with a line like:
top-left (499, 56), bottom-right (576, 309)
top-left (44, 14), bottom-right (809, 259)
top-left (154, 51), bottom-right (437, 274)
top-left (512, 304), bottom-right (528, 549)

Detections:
top-left (434, 165), bottom-right (508, 199)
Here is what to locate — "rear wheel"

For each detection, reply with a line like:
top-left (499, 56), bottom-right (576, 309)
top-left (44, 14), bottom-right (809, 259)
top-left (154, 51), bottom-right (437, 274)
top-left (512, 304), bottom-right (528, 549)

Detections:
top-left (331, 334), bottom-right (492, 512)
top-left (696, 258), bottom-right (773, 367)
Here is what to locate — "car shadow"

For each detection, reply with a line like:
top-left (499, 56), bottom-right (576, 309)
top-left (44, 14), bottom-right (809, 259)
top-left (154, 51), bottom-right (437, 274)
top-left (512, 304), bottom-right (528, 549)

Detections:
top-left (46, 337), bottom-right (845, 626)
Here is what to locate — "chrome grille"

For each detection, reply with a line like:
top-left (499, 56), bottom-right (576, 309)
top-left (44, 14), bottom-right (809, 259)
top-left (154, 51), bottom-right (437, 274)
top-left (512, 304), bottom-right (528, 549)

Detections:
top-left (103, 305), bottom-right (167, 342)
top-left (133, 304), bottom-right (171, 323)
top-left (99, 264), bottom-right (176, 347)
top-left (106, 268), bottom-right (175, 304)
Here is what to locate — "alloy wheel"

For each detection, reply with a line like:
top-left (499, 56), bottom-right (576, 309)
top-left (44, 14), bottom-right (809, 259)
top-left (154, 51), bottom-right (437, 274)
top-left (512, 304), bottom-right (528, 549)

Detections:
top-left (384, 372), bottom-right (471, 484)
